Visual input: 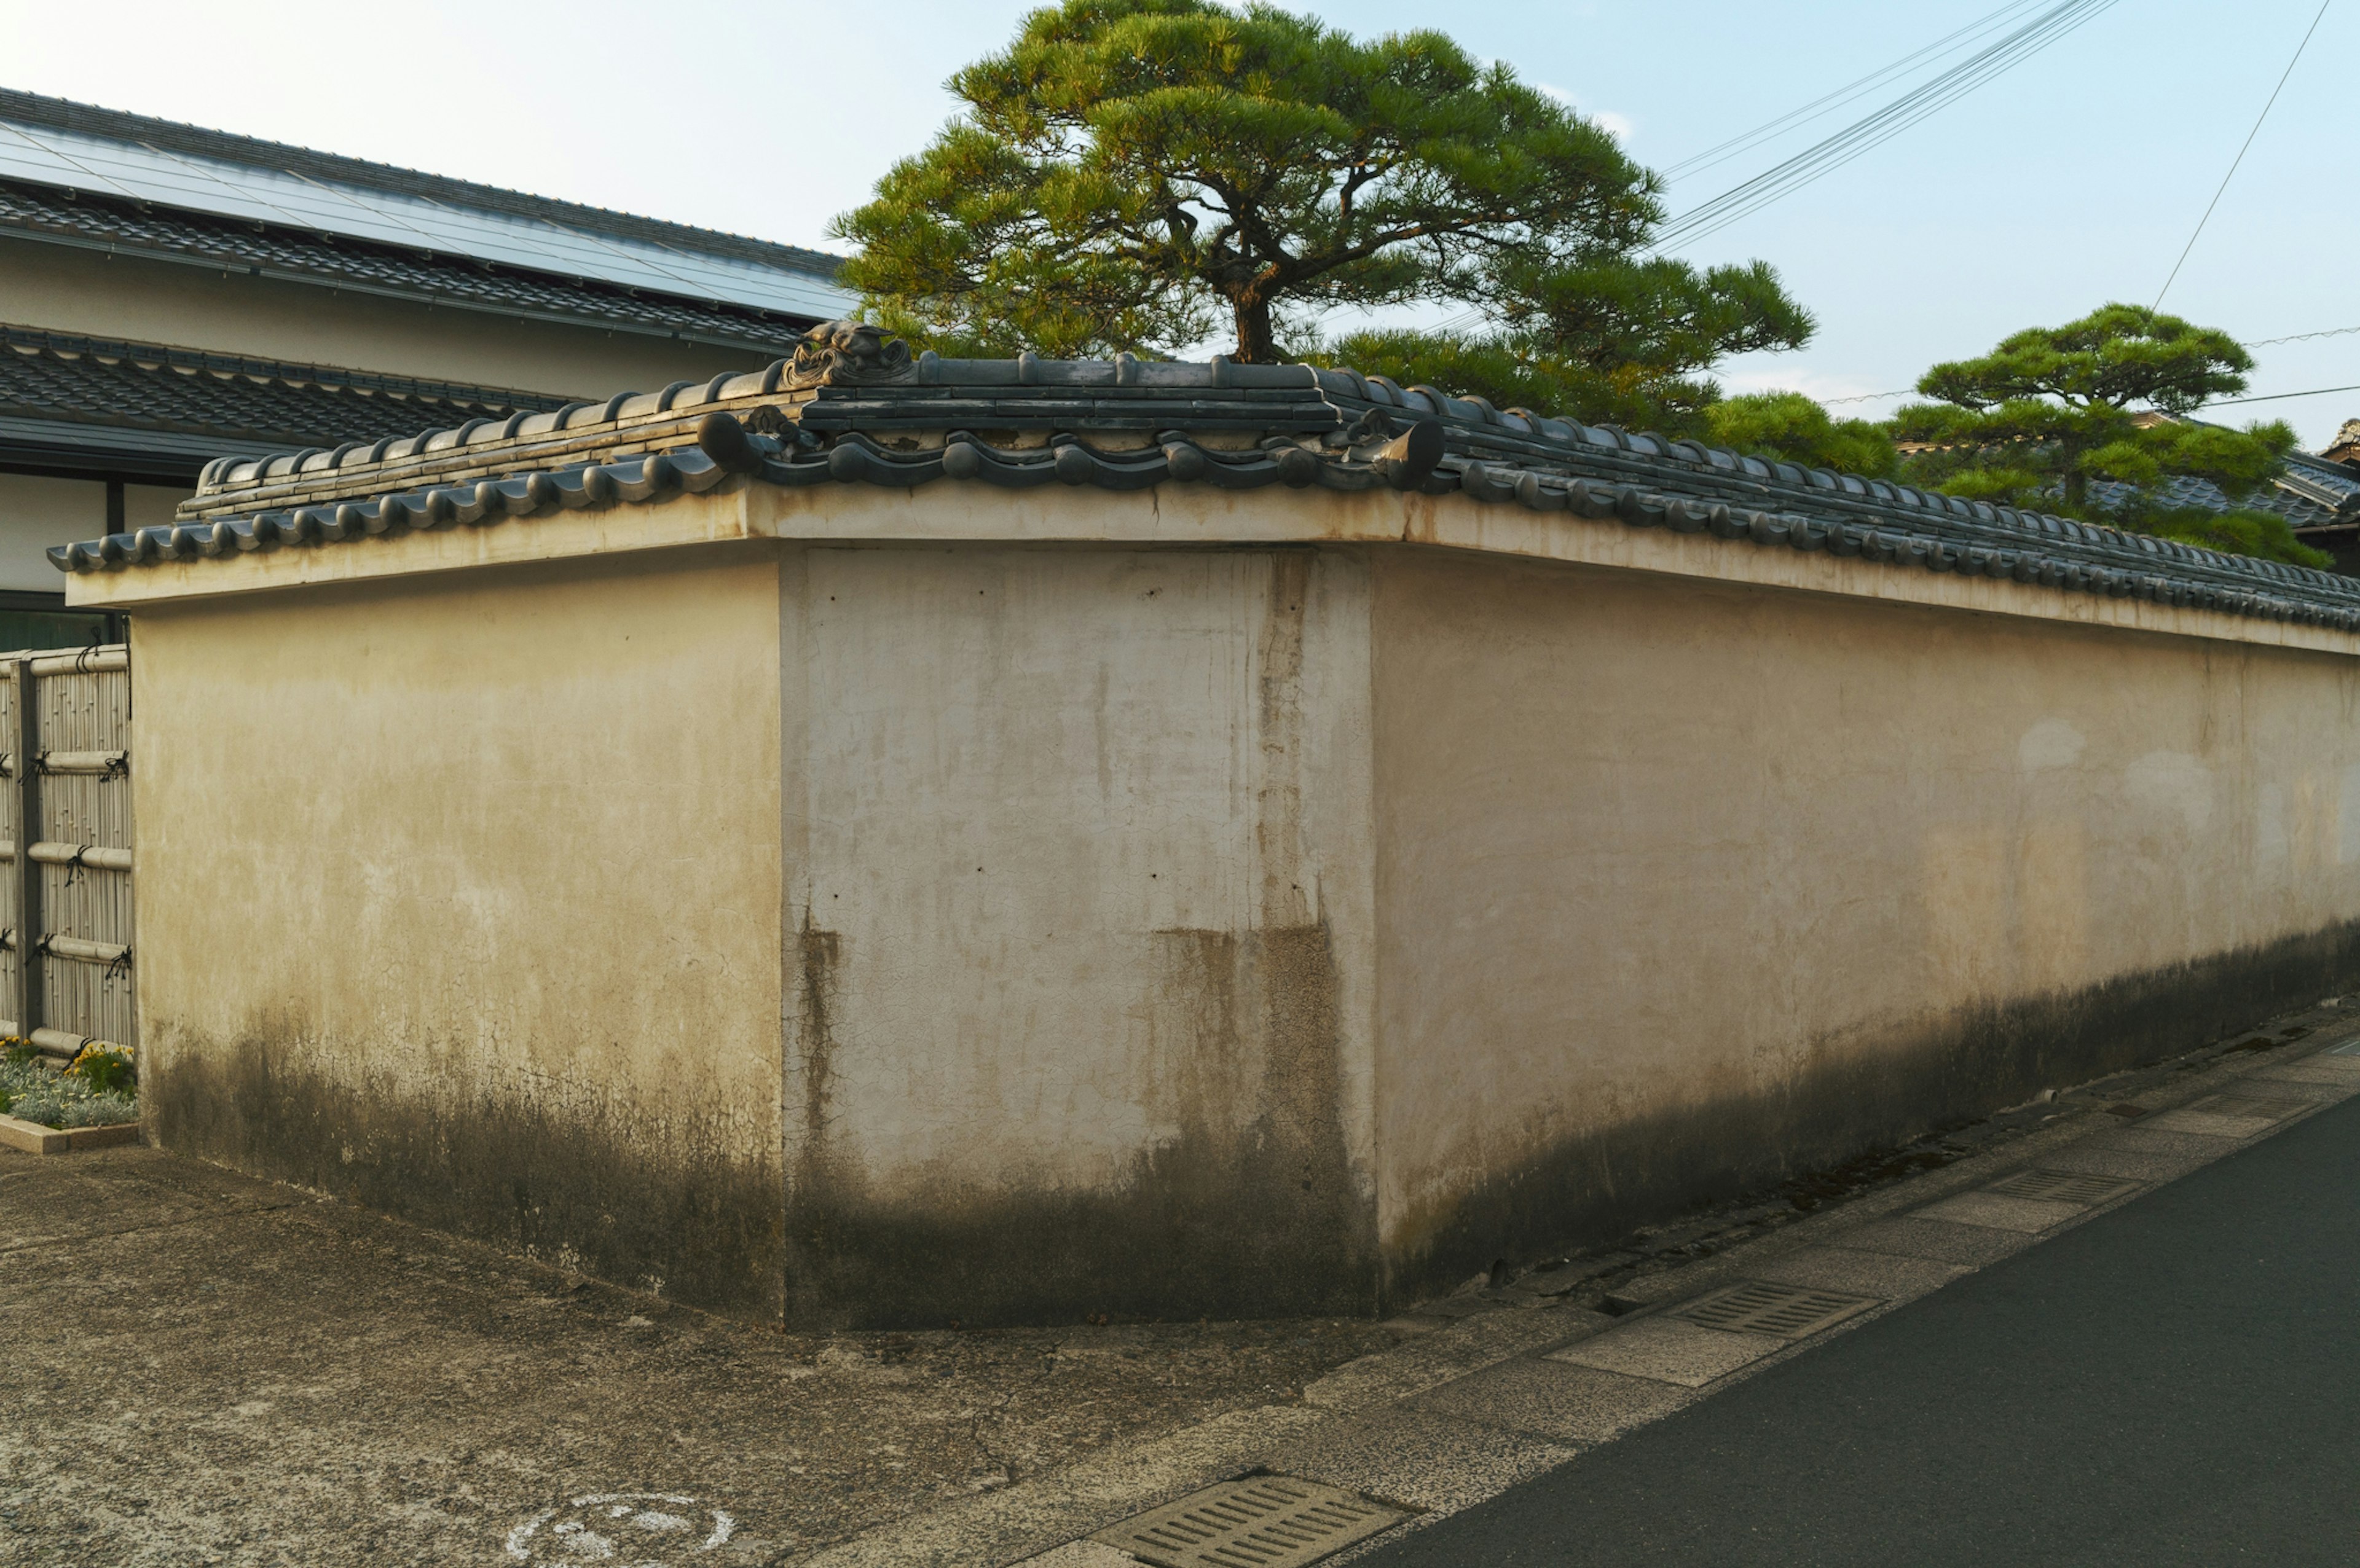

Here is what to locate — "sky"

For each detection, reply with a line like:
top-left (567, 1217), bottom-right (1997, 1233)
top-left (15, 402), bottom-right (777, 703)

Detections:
top-left (1, 0), bottom-right (2354, 445)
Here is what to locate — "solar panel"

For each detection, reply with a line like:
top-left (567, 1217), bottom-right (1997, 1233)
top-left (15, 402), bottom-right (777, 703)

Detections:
top-left (0, 116), bottom-right (852, 319)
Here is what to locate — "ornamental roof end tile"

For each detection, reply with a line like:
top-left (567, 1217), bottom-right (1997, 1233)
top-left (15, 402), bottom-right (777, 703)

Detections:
top-left (55, 322), bottom-right (2360, 634)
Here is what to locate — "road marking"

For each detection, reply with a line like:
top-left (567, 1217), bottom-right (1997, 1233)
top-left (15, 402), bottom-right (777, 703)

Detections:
top-left (505, 1492), bottom-right (736, 1564)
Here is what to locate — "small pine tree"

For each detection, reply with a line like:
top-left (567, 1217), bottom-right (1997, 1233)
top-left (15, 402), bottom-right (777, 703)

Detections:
top-left (1892, 304), bottom-right (2324, 567)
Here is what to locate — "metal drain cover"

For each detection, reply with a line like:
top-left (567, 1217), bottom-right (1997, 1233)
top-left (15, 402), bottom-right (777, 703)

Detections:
top-left (1093, 1475), bottom-right (1410, 1568)
top-left (1984, 1169), bottom-right (2140, 1206)
top-left (2326, 1038), bottom-right (2360, 1057)
top-left (1675, 1280), bottom-right (1881, 1339)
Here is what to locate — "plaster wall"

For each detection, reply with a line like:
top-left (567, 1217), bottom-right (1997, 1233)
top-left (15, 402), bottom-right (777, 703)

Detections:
top-left (1367, 547), bottom-right (2360, 1294)
top-left (132, 551), bottom-right (789, 1315)
top-left (0, 238), bottom-right (768, 399)
top-left (99, 478), bottom-right (2360, 1325)
top-left (781, 544), bottom-right (1381, 1327)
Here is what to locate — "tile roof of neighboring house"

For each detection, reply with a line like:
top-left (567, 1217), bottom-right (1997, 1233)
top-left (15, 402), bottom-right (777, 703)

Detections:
top-left (2082, 437), bottom-right (2360, 534)
top-left (0, 90), bottom-right (852, 347)
top-left (2322, 420), bottom-right (2360, 468)
top-left (0, 324), bottom-right (570, 480)
top-left (56, 323), bottom-right (2360, 632)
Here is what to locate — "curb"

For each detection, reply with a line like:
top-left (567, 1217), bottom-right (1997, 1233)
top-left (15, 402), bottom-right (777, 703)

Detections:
top-left (0, 1112), bottom-right (141, 1155)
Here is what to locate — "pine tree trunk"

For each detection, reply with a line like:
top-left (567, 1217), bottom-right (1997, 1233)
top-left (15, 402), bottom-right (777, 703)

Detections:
top-left (1232, 296), bottom-right (1276, 364)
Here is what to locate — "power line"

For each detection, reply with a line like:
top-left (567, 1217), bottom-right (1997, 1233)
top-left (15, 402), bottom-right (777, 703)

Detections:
top-left (2152, 0), bottom-right (2332, 309)
top-left (1660, 1), bottom-right (2048, 184)
top-left (1419, 2), bottom-right (2091, 339)
top-left (2251, 322), bottom-right (2360, 347)
top-left (1652, 0), bottom-right (2122, 255)
top-left (2201, 382), bottom-right (2360, 409)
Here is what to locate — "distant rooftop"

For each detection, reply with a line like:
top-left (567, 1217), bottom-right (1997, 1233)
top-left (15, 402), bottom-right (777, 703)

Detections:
top-left (0, 323), bottom-right (570, 481)
top-left (0, 89), bottom-right (854, 342)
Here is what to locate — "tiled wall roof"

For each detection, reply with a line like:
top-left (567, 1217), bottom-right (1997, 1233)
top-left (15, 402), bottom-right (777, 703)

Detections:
top-left (59, 326), bottom-right (2360, 632)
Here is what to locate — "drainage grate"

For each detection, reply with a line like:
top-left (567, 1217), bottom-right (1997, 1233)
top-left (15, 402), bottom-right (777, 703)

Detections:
top-left (1092, 1475), bottom-right (1410, 1568)
top-left (1984, 1169), bottom-right (2139, 1206)
top-left (2185, 1094), bottom-right (2295, 1121)
top-left (1674, 1280), bottom-right (1881, 1339)
top-left (2326, 1039), bottom-right (2360, 1057)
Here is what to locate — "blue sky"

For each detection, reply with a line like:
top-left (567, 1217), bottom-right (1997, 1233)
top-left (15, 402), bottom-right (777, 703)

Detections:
top-left (3, 1), bottom-right (2353, 444)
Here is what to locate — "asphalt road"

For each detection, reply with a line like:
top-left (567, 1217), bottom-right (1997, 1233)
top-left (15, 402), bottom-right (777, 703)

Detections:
top-left (1363, 1087), bottom-right (2360, 1566)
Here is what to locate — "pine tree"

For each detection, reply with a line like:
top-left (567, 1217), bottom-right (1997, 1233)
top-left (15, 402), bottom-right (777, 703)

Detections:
top-left (835, 0), bottom-right (1810, 418)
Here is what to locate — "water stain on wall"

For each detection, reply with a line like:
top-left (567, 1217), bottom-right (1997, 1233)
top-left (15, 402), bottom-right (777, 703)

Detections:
top-left (1383, 912), bottom-right (2360, 1303)
top-left (149, 1020), bottom-right (787, 1319)
top-left (781, 920), bottom-right (1380, 1331)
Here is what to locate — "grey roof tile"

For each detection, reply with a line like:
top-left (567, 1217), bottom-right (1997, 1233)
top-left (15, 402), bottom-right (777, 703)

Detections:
top-left (0, 323), bottom-right (569, 458)
top-left (60, 325), bottom-right (2360, 632)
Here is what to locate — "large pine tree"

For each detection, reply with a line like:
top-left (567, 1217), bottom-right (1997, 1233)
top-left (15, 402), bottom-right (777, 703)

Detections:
top-left (835, 0), bottom-right (1811, 427)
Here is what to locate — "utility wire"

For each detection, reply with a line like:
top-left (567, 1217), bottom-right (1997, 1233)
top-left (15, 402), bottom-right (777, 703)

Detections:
top-left (1661, 0), bottom-right (2048, 184)
top-left (2153, 0), bottom-right (2332, 309)
top-left (2201, 382), bottom-right (2360, 408)
top-left (2251, 322), bottom-right (2360, 346)
top-left (1653, 0), bottom-right (2122, 255)
top-left (1421, 2), bottom-right (2079, 338)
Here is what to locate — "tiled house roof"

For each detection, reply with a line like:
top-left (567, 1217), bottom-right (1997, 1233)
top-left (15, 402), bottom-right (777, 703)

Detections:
top-left (2320, 420), bottom-right (2360, 468)
top-left (0, 90), bottom-right (851, 341)
top-left (55, 324), bottom-right (2360, 632)
top-left (0, 324), bottom-right (570, 479)
top-left (0, 179), bottom-right (822, 354)
top-left (2081, 419), bottom-right (2360, 545)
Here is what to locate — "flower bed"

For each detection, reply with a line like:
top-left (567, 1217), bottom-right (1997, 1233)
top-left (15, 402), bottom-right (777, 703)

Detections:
top-left (0, 1041), bottom-right (137, 1153)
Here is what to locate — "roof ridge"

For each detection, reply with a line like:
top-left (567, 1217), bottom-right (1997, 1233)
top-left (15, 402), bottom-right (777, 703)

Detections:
top-left (0, 87), bottom-right (846, 280)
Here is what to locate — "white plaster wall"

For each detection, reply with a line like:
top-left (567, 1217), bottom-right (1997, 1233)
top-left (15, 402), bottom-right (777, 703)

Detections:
top-left (95, 472), bottom-right (2360, 1319)
top-left (785, 544), bottom-right (1377, 1209)
top-left (0, 472), bottom-right (179, 590)
top-left (132, 551), bottom-right (789, 1312)
top-left (1367, 546), bottom-right (2360, 1271)
top-left (0, 238), bottom-right (770, 400)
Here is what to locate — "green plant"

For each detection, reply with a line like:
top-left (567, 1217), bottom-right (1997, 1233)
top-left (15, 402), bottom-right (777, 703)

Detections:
top-left (68, 1041), bottom-right (136, 1097)
top-left (0, 1043), bottom-right (137, 1129)
top-left (1703, 391), bottom-right (1898, 477)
